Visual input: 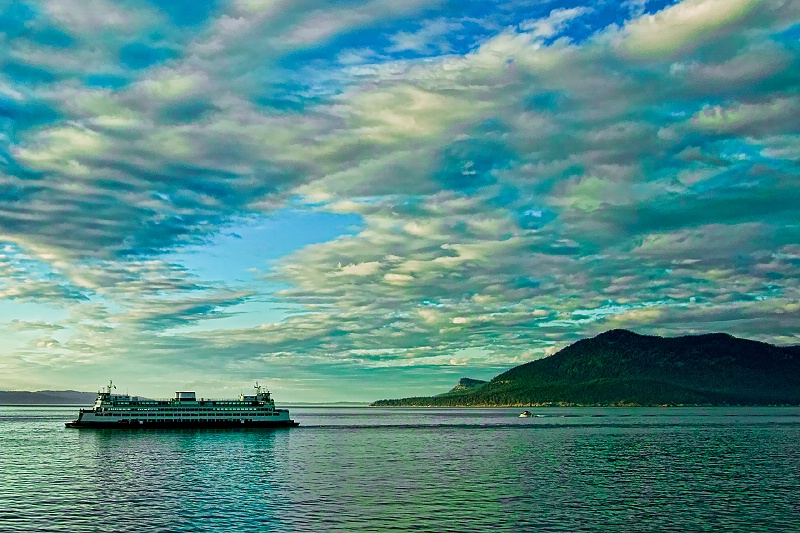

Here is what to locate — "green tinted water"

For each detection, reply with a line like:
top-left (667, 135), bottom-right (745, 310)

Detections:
top-left (1, 406), bottom-right (798, 532)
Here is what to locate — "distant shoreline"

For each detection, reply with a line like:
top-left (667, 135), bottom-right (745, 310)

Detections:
top-left (4, 403), bottom-right (798, 408)
top-left (0, 390), bottom-right (98, 406)
top-left (283, 402), bottom-right (371, 407)
top-left (369, 403), bottom-right (800, 408)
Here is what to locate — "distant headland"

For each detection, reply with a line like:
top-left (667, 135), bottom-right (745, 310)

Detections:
top-left (0, 390), bottom-right (97, 405)
top-left (371, 329), bottom-right (800, 407)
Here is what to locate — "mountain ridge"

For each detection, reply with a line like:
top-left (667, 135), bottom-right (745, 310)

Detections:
top-left (0, 390), bottom-right (97, 405)
top-left (372, 329), bottom-right (800, 407)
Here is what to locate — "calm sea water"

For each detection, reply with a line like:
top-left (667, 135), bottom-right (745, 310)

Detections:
top-left (1, 406), bottom-right (799, 532)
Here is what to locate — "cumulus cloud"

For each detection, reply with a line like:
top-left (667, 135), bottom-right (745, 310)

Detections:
top-left (519, 7), bottom-right (592, 41)
top-left (1, 0), bottom-right (799, 398)
top-left (388, 18), bottom-right (468, 55)
top-left (616, 0), bottom-right (762, 58)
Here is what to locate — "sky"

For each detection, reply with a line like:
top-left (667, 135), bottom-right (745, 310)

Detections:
top-left (0, 0), bottom-right (799, 402)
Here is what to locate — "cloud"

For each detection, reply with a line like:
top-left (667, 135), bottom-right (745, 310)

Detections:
top-left (632, 223), bottom-right (767, 259)
top-left (688, 96), bottom-right (800, 136)
top-left (8, 320), bottom-right (65, 332)
top-left (387, 18), bottom-right (466, 55)
top-left (1, 0), bottom-right (799, 397)
top-left (251, 0), bottom-right (800, 370)
top-left (519, 7), bottom-right (592, 41)
top-left (274, 0), bottom-right (440, 48)
top-left (616, 0), bottom-right (763, 59)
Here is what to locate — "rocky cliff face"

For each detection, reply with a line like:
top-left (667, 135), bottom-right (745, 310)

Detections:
top-left (447, 378), bottom-right (488, 393)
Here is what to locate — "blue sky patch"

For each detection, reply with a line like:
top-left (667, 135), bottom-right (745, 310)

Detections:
top-left (146, 0), bottom-right (221, 27)
top-left (120, 42), bottom-right (177, 70)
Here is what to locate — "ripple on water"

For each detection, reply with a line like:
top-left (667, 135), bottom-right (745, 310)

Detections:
top-left (0, 407), bottom-right (799, 532)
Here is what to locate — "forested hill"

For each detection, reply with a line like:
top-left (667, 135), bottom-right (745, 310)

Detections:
top-left (372, 330), bottom-right (800, 406)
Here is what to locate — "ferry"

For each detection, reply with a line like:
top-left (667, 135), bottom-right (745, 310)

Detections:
top-left (65, 382), bottom-right (299, 428)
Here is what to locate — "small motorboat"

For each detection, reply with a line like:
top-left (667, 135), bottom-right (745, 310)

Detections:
top-left (519, 410), bottom-right (532, 418)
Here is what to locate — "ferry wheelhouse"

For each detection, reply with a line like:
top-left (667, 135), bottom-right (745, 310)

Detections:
top-left (65, 382), bottom-right (299, 428)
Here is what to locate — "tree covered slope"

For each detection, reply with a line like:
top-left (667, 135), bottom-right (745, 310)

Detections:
top-left (372, 330), bottom-right (800, 406)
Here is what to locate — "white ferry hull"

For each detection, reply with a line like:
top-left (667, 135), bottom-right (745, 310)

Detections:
top-left (66, 419), bottom-right (299, 429)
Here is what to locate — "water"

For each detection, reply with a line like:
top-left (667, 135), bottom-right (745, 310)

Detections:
top-left (1, 406), bottom-right (799, 532)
